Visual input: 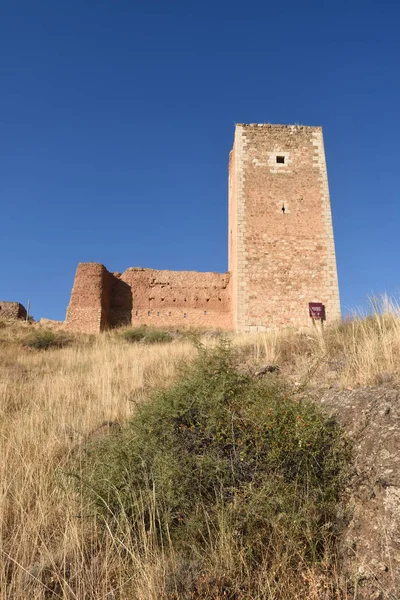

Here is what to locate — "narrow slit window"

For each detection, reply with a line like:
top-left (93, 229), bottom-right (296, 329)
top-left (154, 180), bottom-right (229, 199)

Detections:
top-left (148, 311), bottom-right (150, 316)
top-left (276, 156), bottom-right (285, 164)
top-left (282, 203), bottom-right (286, 214)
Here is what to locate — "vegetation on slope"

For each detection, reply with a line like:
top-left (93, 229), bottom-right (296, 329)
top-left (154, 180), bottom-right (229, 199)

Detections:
top-left (78, 341), bottom-right (349, 599)
top-left (121, 325), bottom-right (174, 344)
top-left (0, 300), bottom-right (399, 598)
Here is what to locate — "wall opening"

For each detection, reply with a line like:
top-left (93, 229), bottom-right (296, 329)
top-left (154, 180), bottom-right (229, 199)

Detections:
top-left (276, 156), bottom-right (285, 164)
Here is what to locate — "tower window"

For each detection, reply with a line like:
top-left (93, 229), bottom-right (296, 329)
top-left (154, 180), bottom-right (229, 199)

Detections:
top-left (276, 156), bottom-right (285, 164)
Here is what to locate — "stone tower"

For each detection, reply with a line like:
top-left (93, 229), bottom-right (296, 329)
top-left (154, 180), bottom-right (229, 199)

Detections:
top-left (228, 124), bottom-right (340, 332)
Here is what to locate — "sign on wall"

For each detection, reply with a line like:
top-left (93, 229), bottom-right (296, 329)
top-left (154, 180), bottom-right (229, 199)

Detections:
top-left (309, 302), bottom-right (326, 320)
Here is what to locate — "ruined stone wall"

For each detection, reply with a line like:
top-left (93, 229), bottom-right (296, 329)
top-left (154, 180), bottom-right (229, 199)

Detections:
top-left (229, 124), bottom-right (340, 331)
top-left (0, 302), bottom-right (27, 320)
top-left (120, 268), bottom-right (232, 329)
top-left (65, 264), bottom-right (232, 332)
top-left (65, 263), bottom-right (114, 333)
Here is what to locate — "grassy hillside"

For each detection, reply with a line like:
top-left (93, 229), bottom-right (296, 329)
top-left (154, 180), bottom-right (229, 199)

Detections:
top-left (0, 305), bottom-right (399, 599)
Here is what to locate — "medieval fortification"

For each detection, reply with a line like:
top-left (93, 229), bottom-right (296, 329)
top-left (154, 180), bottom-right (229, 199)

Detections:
top-left (65, 124), bottom-right (340, 334)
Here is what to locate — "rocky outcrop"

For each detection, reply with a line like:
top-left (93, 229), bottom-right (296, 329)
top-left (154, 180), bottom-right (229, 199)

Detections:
top-left (318, 385), bottom-right (400, 599)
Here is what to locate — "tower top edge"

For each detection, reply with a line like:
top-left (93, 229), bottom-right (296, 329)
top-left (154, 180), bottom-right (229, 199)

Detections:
top-left (235, 123), bottom-right (322, 130)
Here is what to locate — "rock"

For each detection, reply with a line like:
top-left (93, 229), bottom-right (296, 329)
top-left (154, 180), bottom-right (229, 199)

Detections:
top-left (314, 384), bottom-right (400, 599)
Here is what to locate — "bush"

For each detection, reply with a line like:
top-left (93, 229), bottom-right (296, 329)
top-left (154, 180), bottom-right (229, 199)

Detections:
top-left (76, 341), bottom-right (350, 597)
top-left (25, 330), bottom-right (69, 350)
top-left (121, 326), bottom-right (173, 345)
top-left (121, 327), bottom-right (147, 343)
top-left (143, 328), bottom-right (173, 344)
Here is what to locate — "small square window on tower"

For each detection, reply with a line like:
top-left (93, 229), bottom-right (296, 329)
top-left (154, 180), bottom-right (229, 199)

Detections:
top-left (276, 156), bottom-right (285, 164)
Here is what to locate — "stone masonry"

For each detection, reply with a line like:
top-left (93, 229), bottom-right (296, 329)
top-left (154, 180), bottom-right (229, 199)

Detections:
top-left (66, 124), bottom-right (340, 333)
top-left (229, 124), bottom-right (340, 332)
top-left (0, 302), bottom-right (27, 320)
top-left (66, 263), bottom-right (232, 334)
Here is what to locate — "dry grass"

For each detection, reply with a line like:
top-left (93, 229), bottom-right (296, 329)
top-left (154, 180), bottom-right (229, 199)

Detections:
top-left (233, 297), bottom-right (400, 389)
top-left (0, 326), bottom-right (195, 599)
top-left (0, 300), bottom-right (399, 598)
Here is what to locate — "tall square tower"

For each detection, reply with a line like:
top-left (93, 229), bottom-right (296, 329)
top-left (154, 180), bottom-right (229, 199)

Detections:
top-left (228, 124), bottom-right (340, 332)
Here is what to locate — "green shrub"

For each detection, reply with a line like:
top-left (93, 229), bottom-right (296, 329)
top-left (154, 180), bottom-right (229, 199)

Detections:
top-left (25, 330), bottom-right (69, 350)
top-left (76, 341), bottom-right (350, 595)
top-left (121, 327), bottom-right (147, 343)
top-left (121, 326), bottom-right (173, 345)
top-left (143, 328), bottom-right (173, 344)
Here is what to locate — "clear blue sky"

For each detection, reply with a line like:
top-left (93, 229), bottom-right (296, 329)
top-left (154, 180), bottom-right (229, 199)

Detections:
top-left (1, 0), bottom-right (399, 321)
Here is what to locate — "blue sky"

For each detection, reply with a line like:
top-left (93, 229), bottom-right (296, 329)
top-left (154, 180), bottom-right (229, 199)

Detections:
top-left (1, 0), bottom-right (399, 320)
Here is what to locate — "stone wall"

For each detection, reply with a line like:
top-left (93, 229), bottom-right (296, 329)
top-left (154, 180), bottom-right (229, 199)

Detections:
top-left (121, 267), bottom-right (231, 329)
top-left (0, 302), bottom-right (27, 320)
top-left (66, 264), bottom-right (232, 332)
top-left (229, 124), bottom-right (340, 331)
top-left (228, 145), bottom-right (238, 331)
top-left (65, 263), bottom-right (114, 333)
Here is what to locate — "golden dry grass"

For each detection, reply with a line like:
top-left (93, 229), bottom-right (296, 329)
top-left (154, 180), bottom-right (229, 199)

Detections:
top-left (233, 298), bottom-right (400, 388)
top-left (0, 302), bottom-right (399, 598)
top-left (0, 328), bottom-right (195, 599)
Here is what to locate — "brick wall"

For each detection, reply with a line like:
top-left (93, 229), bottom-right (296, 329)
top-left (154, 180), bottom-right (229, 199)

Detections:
top-left (229, 124), bottom-right (340, 331)
top-left (0, 302), bottom-right (27, 320)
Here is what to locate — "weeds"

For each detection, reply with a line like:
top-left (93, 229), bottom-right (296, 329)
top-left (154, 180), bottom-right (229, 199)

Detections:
top-left (25, 329), bottom-right (70, 350)
top-left (121, 326), bottom-right (173, 345)
top-left (121, 326), bottom-right (147, 343)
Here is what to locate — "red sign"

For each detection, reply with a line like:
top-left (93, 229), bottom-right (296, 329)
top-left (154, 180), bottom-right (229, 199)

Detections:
top-left (309, 302), bottom-right (326, 320)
